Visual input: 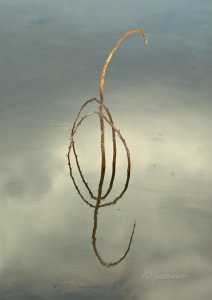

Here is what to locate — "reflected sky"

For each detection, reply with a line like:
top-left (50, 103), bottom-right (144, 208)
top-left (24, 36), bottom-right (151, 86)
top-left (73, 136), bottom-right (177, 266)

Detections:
top-left (0, 0), bottom-right (212, 299)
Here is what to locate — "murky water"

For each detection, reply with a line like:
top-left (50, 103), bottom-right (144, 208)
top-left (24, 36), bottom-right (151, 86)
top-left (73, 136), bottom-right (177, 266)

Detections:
top-left (1, 0), bottom-right (212, 299)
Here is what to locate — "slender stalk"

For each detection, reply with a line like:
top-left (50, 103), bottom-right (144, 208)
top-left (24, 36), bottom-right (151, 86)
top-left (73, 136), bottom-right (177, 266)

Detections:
top-left (98, 27), bottom-right (148, 180)
top-left (67, 27), bottom-right (148, 267)
top-left (67, 98), bottom-right (117, 199)
top-left (99, 28), bottom-right (148, 102)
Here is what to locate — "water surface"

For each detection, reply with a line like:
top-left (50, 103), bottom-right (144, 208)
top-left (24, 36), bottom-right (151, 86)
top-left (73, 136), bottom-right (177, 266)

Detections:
top-left (0, 0), bottom-right (212, 299)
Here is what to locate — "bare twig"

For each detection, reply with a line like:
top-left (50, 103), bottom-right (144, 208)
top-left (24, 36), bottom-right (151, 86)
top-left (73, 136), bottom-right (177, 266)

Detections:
top-left (67, 28), bottom-right (148, 267)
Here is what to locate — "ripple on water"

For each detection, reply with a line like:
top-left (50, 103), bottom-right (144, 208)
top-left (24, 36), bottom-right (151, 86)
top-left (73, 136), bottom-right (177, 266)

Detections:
top-left (158, 192), bottom-right (212, 218)
top-left (51, 273), bottom-right (127, 297)
top-left (185, 137), bottom-right (208, 177)
top-left (9, 278), bottom-right (53, 297)
top-left (2, 276), bottom-right (79, 298)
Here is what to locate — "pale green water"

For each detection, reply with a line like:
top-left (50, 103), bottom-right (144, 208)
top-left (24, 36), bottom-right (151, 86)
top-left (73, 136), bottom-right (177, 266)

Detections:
top-left (0, 0), bottom-right (212, 299)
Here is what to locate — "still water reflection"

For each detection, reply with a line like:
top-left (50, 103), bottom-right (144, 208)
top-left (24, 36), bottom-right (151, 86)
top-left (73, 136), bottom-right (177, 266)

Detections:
top-left (68, 151), bottom-right (135, 268)
top-left (67, 28), bottom-right (147, 268)
top-left (1, 0), bottom-right (212, 299)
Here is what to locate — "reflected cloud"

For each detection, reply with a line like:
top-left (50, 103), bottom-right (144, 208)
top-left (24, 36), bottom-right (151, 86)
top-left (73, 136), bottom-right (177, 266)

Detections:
top-left (1, 1), bottom-right (212, 297)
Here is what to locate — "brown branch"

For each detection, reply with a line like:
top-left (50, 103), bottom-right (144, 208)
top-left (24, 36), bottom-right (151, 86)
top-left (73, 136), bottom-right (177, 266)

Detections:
top-left (99, 28), bottom-right (148, 103)
top-left (67, 98), bottom-right (117, 200)
top-left (92, 219), bottom-right (136, 268)
top-left (67, 28), bottom-right (148, 266)
top-left (98, 27), bottom-right (148, 172)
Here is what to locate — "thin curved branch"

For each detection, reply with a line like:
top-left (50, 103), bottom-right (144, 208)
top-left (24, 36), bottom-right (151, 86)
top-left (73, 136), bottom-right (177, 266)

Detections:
top-left (67, 28), bottom-right (148, 267)
top-left (67, 109), bottom-right (130, 207)
top-left (92, 219), bottom-right (136, 268)
top-left (67, 98), bottom-right (117, 200)
top-left (99, 28), bottom-right (148, 103)
top-left (98, 28), bottom-right (148, 172)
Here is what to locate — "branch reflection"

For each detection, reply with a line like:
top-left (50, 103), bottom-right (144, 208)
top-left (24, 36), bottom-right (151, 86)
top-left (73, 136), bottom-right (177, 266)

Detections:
top-left (67, 29), bottom-right (148, 267)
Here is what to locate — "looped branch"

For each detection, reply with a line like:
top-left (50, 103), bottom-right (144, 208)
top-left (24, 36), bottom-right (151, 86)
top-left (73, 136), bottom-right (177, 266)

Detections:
top-left (67, 28), bottom-right (148, 267)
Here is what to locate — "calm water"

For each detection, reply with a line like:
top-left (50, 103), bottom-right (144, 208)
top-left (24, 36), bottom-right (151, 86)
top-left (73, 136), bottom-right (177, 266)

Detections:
top-left (1, 0), bottom-right (212, 299)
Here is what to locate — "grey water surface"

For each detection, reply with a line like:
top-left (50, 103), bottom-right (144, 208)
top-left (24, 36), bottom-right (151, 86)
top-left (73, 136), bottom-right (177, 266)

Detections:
top-left (0, 0), bottom-right (212, 299)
